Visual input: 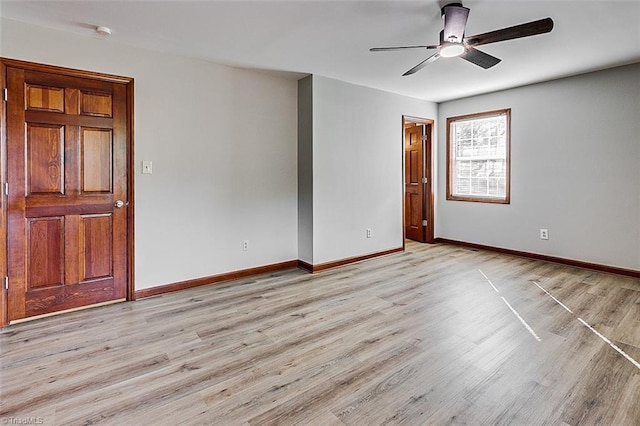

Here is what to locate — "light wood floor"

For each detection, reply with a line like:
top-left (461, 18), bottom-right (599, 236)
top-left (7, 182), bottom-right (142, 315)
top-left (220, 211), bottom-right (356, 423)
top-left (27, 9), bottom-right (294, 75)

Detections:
top-left (1, 242), bottom-right (639, 425)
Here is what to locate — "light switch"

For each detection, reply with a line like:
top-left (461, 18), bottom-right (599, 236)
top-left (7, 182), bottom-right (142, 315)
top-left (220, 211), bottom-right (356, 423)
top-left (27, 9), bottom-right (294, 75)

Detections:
top-left (142, 160), bottom-right (153, 174)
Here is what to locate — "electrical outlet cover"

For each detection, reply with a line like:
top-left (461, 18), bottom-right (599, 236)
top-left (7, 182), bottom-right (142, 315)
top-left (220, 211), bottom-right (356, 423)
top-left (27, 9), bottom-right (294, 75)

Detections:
top-left (142, 160), bottom-right (153, 174)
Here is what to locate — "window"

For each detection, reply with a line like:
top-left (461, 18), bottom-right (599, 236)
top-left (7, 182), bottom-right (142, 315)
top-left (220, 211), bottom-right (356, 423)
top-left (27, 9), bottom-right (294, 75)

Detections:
top-left (447, 109), bottom-right (511, 203)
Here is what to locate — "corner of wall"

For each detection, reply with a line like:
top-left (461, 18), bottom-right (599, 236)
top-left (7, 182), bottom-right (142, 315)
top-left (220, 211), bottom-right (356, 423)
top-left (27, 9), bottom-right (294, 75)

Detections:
top-left (297, 75), bottom-right (313, 264)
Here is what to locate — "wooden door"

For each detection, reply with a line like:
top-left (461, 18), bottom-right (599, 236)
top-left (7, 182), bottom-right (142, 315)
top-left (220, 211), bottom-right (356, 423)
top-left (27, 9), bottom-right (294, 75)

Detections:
top-left (5, 63), bottom-right (130, 321)
top-left (404, 125), bottom-right (426, 242)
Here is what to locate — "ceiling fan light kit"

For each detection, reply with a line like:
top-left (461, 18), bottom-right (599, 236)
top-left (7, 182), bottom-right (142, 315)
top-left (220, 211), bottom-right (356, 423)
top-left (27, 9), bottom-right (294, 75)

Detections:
top-left (370, 2), bottom-right (554, 76)
top-left (440, 42), bottom-right (465, 58)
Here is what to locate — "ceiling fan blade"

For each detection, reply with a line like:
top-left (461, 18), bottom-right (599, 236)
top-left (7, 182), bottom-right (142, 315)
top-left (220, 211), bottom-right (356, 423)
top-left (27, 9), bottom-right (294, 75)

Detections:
top-left (464, 17), bottom-right (554, 47)
top-left (370, 45), bottom-right (439, 52)
top-left (460, 47), bottom-right (501, 69)
top-left (443, 4), bottom-right (470, 43)
top-left (403, 52), bottom-right (441, 76)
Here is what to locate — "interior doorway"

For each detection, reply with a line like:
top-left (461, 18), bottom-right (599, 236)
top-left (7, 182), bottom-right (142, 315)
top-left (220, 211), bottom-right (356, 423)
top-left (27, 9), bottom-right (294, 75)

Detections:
top-left (403, 116), bottom-right (434, 244)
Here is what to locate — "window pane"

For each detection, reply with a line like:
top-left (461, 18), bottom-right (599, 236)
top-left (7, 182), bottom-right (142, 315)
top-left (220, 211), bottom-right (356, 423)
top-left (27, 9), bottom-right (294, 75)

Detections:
top-left (456, 160), bottom-right (470, 177)
top-left (456, 122), bottom-right (472, 140)
top-left (457, 139), bottom-right (472, 157)
top-left (489, 137), bottom-right (498, 155)
top-left (471, 178), bottom-right (488, 195)
top-left (487, 179), bottom-right (499, 195)
top-left (475, 137), bottom-right (489, 157)
top-left (488, 159), bottom-right (505, 177)
top-left (456, 178), bottom-right (470, 194)
top-left (470, 160), bottom-right (485, 178)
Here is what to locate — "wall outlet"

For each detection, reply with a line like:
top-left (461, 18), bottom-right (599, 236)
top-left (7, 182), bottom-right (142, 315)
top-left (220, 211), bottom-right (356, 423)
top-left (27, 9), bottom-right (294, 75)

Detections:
top-left (540, 229), bottom-right (549, 240)
top-left (366, 228), bottom-right (372, 238)
top-left (243, 240), bottom-right (249, 251)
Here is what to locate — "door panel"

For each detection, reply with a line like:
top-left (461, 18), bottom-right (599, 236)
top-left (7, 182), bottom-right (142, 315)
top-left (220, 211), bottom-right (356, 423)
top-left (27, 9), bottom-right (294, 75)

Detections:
top-left (26, 84), bottom-right (65, 112)
top-left (81, 91), bottom-right (113, 117)
top-left (27, 217), bottom-right (65, 289)
top-left (79, 214), bottom-right (113, 281)
top-left (27, 124), bottom-right (65, 194)
top-left (81, 128), bottom-right (113, 193)
top-left (404, 125), bottom-right (425, 242)
top-left (6, 65), bottom-right (129, 321)
top-left (409, 150), bottom-right (419, 184)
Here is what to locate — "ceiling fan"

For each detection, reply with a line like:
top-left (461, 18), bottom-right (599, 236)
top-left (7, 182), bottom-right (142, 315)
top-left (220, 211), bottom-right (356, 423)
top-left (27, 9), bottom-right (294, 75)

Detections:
top-left (370, 2), bottom-right (554, 76)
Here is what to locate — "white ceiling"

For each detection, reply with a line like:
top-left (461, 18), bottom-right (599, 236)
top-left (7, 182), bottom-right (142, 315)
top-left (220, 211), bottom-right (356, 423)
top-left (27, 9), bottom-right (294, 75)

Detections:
top-left (2, 0), bottom-right (639, 102)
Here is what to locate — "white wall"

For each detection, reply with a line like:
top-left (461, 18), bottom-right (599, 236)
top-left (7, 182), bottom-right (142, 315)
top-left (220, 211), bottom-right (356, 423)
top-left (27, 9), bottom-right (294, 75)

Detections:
top-left (0, 3), bottom-right (3, 57)
top-left (4, 17), bottom-right (636, 287)
top-left (311, 76), bottom-right (437, 264)
top-left (1, 18), bottom-right (299, 289)
top-left (438, 63), bottom-right (640, 270)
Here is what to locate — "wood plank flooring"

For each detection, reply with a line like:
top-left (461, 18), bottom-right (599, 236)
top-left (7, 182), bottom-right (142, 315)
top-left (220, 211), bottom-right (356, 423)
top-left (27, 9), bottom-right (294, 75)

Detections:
top-left (1, 242), bottom-right (639, 425)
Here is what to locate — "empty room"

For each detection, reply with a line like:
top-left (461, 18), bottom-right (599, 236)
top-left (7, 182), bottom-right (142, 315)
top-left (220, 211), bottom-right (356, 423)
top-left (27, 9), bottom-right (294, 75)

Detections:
top-left (0, 0), bottom-right (639, 424)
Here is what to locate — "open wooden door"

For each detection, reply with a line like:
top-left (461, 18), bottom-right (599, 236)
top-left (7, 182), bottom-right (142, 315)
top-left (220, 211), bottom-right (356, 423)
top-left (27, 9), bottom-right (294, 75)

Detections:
top-left (403, 117), bottom-right (434, 244)
top-left (405, 124), bottom-right (425, 242)
top-left (2, 59), bottom-right (133, 323)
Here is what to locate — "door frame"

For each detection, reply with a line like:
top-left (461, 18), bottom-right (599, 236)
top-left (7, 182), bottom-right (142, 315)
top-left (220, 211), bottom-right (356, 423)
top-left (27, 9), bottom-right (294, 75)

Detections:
top-left (402, 115), bottom-right (435, 246)
top-left (0, 58), bottom-right (135, 327)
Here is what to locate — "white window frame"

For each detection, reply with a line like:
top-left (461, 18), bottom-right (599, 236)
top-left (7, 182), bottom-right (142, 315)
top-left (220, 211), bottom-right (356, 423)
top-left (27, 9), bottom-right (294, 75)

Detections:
top-left (446, 108), bottom-right (511, 204)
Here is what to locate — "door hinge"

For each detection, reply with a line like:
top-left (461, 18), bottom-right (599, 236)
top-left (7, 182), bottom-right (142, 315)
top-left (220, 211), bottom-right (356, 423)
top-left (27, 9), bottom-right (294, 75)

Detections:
top-left (422, 135), bottom-right (428, 142)
top-left (3, 88), bottom-right (7, 102)
top-left (4, 182), bottom-right (7, 196)
top-left (422, 220), bottom-right (428, 227)
top-left (422, 177), bottom-right (428, 184)
top-left (4, 276), bottom-right (7, 290)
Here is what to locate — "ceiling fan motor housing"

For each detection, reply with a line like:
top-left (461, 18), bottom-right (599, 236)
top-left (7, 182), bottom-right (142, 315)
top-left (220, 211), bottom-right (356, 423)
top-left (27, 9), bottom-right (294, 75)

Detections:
top-left (441, 3), bottom-right (470, 43)
top-left (442, 2), bottom-right (464, 16)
